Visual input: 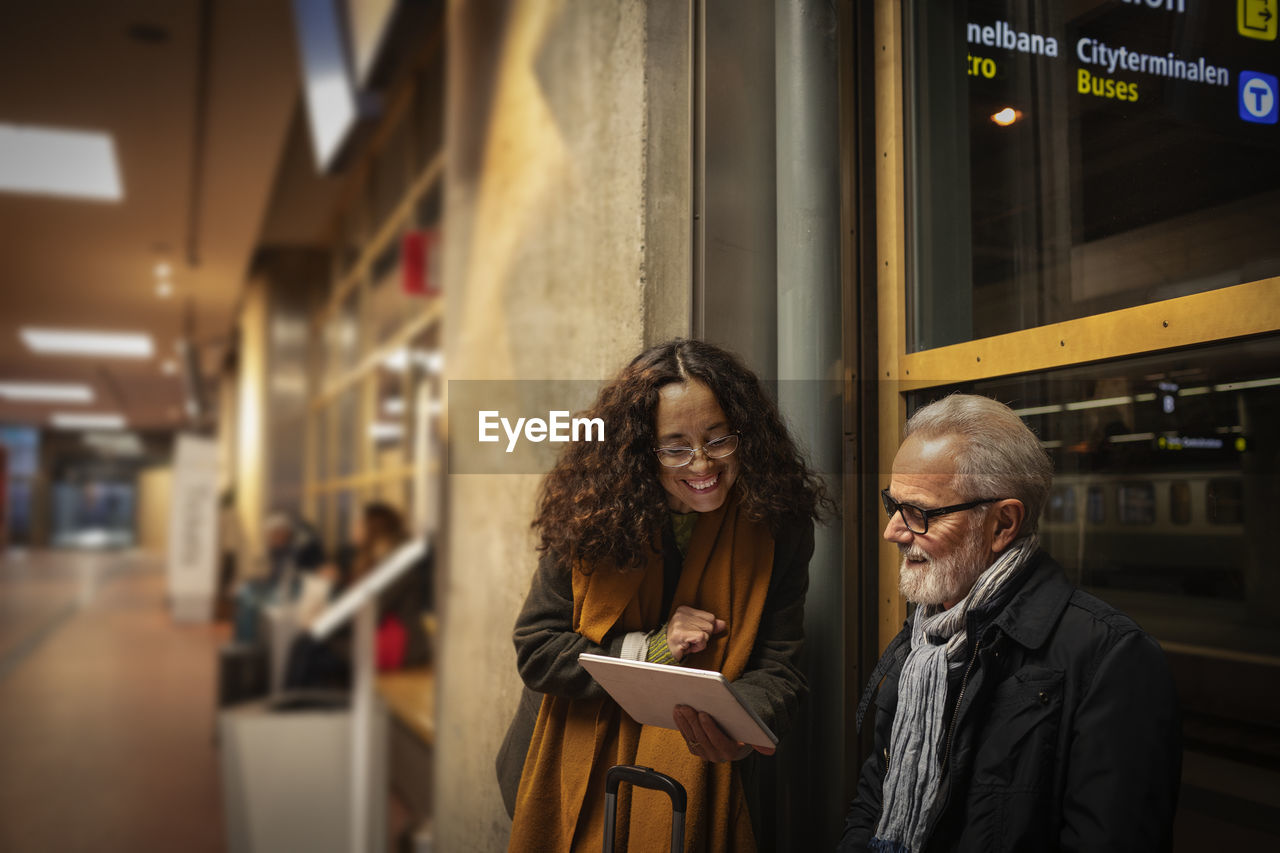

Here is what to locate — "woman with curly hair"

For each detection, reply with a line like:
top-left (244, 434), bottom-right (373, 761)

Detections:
top-left (501, 339), bottom-right (831, 852)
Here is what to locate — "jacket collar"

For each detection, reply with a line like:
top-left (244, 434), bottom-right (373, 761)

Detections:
top-left (987, 550), bottom-right (1075, 651)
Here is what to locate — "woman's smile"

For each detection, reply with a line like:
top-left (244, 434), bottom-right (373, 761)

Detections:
top-left (654, 380), bottom-right (740, 513)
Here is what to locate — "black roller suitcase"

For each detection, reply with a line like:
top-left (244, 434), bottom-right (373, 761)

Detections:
top-left (602, 764), bottom-right (687, 853)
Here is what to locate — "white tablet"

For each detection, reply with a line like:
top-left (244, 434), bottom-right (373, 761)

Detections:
top-left (579, 652), bottom-right (778, 748)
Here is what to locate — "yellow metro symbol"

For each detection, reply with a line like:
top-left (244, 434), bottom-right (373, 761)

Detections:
top-left (1240, 0), bottom-right (1278, 41)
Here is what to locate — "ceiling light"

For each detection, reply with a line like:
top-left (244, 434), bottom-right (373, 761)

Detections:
top-left (161, 359), bottom-right (178, 375)
top-left (51, 412), bottom-right (126, 430)
top-left (1011, 403), bottom-right (1063, 417)
top-left (991, 108), bottom-right (1022, 127)
top-left (83, 431), bottom-right (144, 455)
top-left (20, 328), bottom-right (154, 358)
top-left (1063, 395), bottom-right (1133, 411)
top-left (154, 262), bottom-right (172, 278)
top-left (1213, 377), bottom-right (1280, 392)
top-left (369, 422), bottom-right (404, 441)
top-left (0, 124), bottom-right (123, 201)
top-left (156, 281), bottom-right (173, 298)
top-left (0, 382), bottom-right (94, 403)
top-left (1109, 432), bottom-right (1155, 444)
top-left (382, 348), bottom-right (444, 373)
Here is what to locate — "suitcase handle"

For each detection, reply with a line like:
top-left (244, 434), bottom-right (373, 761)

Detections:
top-left (602, 765), bottom-right (686, 853)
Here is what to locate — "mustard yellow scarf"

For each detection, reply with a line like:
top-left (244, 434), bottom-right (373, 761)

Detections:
top-left (508, 490), bottom-right (775, 852)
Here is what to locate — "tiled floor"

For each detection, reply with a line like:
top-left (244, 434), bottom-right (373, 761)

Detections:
top-left (0, 548), bottom-right (226, 852)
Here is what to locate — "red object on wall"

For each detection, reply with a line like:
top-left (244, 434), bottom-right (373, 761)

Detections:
top-left (401, 228), bottom-right (441, 296)
top-left (376, 614), bottom-right (408, 671)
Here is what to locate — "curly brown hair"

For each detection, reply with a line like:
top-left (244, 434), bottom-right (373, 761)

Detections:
top-left (532, 339), bottom-right (833, 570)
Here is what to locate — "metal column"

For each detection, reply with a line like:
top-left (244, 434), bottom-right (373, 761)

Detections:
top-left (776, 0), bottom-right (843, 848)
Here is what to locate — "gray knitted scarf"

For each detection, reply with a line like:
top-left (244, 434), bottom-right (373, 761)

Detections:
top-left (870, 535), bottom-right (1039, 853)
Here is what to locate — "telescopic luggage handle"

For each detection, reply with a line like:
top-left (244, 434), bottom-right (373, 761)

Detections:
top-left (602, 764), bottom-right (687, 853)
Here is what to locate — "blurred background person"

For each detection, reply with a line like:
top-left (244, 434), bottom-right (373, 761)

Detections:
top-left (231, 512), bottom-right (325, 645)
top-left (285, 501), bottom-right (432, 689)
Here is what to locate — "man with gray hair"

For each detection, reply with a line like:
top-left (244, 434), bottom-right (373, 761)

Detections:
top-left (839, 394), bottom-right (1180, 852)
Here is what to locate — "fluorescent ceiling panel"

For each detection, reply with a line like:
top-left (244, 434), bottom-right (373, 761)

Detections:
top-left (83, 431), bottom-right (144, 455)
top-left (21, 328), bottom-right (154, 358)
top-left (368, 421), bottom-right (404, 441)
top-left (0, 382), bottom-right (93, 403)
top-left (51, 412), bottom-right (126, 430)
top-left (0, 124), bottom-right (123, 201)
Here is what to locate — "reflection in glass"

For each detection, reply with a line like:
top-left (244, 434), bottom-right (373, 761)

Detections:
top-left (1047, 484), bottom-right (1076, 524)
top-left (1170, 481), bottom-right (1192, 526)
top-left (1117, 483), bottom-right (1155, 525)
top-left (908, 0), bottom-right (1280, 350)
top-left (337, 387), bottom-right (358, 477)
top-left (906, 335), bottom-right (1280, 656)
top-left (1207, 478), bottom-right (1243, 525)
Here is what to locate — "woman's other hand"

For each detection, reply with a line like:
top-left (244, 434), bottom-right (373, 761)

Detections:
top-left (673, 705), bottom-right (776, 763)
top-left (667, 605), bottom-right (727, 662)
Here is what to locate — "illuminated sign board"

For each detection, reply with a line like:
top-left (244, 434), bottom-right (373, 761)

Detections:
top-left (959, 0), bottom-right (1278, 246)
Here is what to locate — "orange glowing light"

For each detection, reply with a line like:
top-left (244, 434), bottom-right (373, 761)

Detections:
top-left (991, 107), bottom-right (1022, 126)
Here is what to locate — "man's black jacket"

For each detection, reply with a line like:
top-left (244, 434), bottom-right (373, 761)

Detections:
top-left (839, 551), bottom-right (1181, 852)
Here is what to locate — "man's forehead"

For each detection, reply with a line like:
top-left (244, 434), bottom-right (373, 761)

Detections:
top-left (892, 433), bottom-right (959, 475)
top-left (888, 434), bottom-right (970, 503)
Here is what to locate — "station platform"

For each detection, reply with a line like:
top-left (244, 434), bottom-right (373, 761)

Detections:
top-left (0, 548), bottom-right (226, 851)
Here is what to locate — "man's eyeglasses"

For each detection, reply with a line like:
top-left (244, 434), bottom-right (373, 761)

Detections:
top-left (880, 488), bottom-right (999, 535)
top-left (654, 432), bottom-right (740, 468)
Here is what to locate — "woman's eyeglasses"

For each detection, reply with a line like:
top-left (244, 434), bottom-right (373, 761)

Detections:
top-left (654, 433), bottom-right (740, 468)
top-left (880, 488), bottom-right (999, 535)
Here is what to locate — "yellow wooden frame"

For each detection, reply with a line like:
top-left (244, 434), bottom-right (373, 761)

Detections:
top-left (875, 0), bottom-right (909, 646)
top-left (896, 277), bottom-right (1280, 390)
top-left (872, 0), bottom-right (1280, 650)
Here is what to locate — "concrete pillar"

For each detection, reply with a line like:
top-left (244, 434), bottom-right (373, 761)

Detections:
top-left (437, 1), bottom-right (692, 848)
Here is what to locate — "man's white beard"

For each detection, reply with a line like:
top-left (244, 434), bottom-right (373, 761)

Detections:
top-left (898, 524), bottom-right (990, 606)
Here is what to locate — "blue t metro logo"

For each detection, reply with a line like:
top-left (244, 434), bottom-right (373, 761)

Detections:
top-left (1239, 71), bottom-right (1279, 124)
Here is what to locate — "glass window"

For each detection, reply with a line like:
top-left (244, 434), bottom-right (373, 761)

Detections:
top-left (1047, 484), bottom-right (1076, 523)
top-left (1117, 482), bottom-right (1156, 525)
top-left (369, 241), bottom-right (432, 345)
top-left (337, 205), bottom-right (365, 276)
top-left (336, 386), bottom-right (359, 478)
top-left (1207, 478), bottom-right (1244, 524)
top-left (1086, 484), bottom-right (1106, 524)
top-left (906, 333), bottom-right (1280, 655)
top-left (415, 181), bottom-right (442, 230)
top-left (372, 115), bottom-right (411, 225)
top-left (369, 368), bottom-right (406, 471)
top-left (335, 489), bottom-right (355, 554)
top-left (1170, 480), bottom-right (1192, 525)
top-left (907, 1), bottom-right (1280, 350)
top-left (0, 426), bottom-right (39, 476)
top-left (413, 50), bottom-right (445, 171)
top-left (400, 323), bottom-right (443, 465)
top-left (324, 289), bottom-right (362, 386)
top-left (312, 404), bottom-right (329, 483)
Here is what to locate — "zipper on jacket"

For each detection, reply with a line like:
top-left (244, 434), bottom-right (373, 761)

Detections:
top-left (922, 636), bottom-right (983, 844)
top-left (939, 636), bottom-right (981, 777)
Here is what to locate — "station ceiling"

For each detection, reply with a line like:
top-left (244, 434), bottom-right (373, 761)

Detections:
top-left (0, 0), bottom-right (339, 435)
